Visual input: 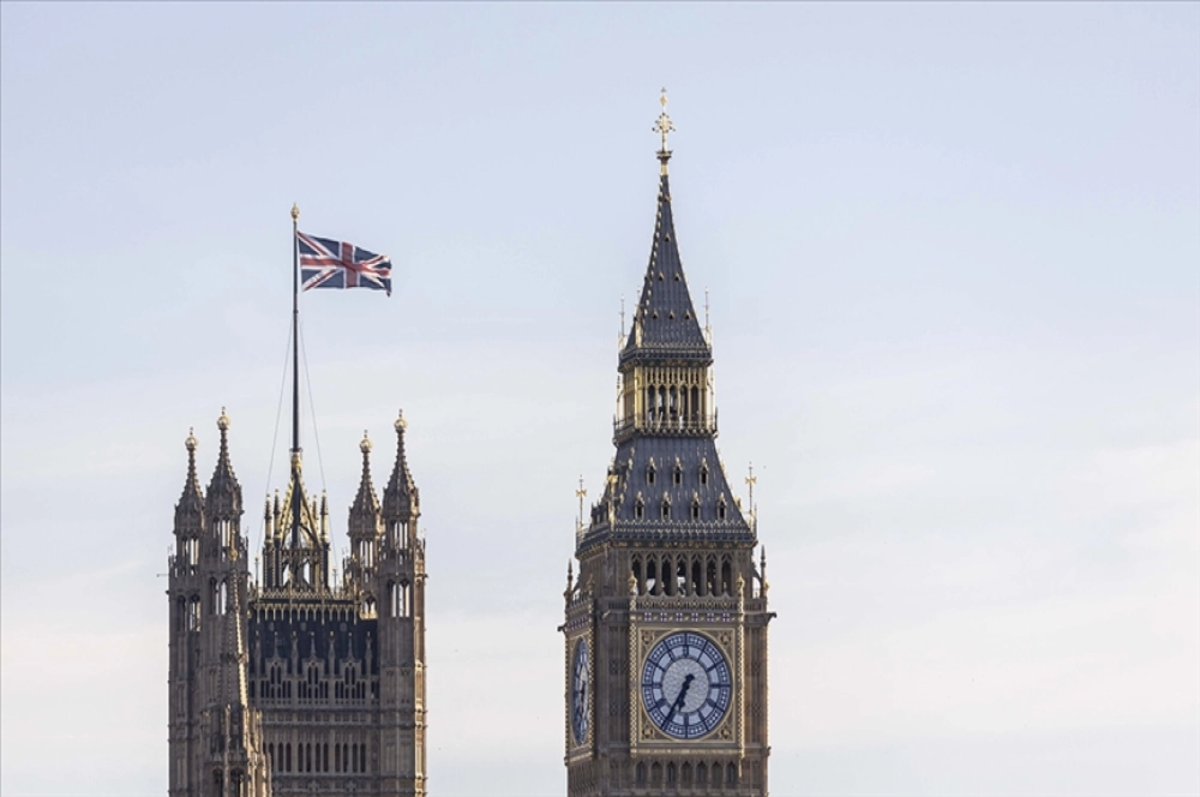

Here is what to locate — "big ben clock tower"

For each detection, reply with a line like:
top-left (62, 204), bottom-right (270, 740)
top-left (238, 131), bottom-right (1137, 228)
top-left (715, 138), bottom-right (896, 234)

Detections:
top-left (563, 94), bottom-right (774, 796)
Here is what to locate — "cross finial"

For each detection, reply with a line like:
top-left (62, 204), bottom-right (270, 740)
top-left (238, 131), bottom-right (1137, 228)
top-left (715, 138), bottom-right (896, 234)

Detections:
top-left (704, 286), bottom-right (712, 343)
top-left (745, 461), bottom-right (757, 529)
top-left (619, 295), bottom-right (626, 349)
top-left (653, 88), bottom-right (675, 173)
top-left (575, 475), bottom-right (588, 530)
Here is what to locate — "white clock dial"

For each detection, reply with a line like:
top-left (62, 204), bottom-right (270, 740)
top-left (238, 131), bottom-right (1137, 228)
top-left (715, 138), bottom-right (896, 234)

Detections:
top-left (641, 631), bottom-right (732, 740)
top-left (571, 638), bottom-right (590, 744)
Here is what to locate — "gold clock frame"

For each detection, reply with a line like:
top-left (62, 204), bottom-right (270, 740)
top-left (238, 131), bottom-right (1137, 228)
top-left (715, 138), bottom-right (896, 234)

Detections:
top-left (628, 619), bottom-right (744, 757)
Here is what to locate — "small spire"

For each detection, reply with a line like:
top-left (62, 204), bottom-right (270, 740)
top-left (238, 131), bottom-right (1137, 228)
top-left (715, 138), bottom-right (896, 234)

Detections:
top-left (383, 409), bottom-right (419, 523)
top-left (183, 427), bottom-right (200, 490)
top-left (215, 408), bottom-right (231, 471)
top-left (175, 428), bottom-right (205, 527)
top-left (320, 490), bottom-right (329, 541)
top-left (653, 88), bottom-right (675, 174)
top-left (760, 545), bottom-right (769, 596)
top-left (207, 408), bottom-right (243, 520)
top-left (349, 431), bottom-right (380, 536)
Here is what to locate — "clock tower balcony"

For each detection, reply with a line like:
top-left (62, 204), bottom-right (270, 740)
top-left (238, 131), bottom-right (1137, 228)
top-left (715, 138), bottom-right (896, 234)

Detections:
top-left (613, 411), bottom-right (718, 445)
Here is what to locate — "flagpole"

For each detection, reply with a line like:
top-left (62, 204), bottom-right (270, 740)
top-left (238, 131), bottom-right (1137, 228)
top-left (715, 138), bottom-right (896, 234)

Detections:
top-left (290, 203), bottom-right (301, 547)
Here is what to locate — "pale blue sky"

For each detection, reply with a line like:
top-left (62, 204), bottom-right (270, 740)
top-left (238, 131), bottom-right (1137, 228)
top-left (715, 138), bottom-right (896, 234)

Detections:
top-left (2, 3), bottom-right (1197, 796)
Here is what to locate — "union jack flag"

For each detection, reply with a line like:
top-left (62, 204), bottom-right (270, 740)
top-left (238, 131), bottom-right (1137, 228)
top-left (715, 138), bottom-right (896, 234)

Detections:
top-left (298, 232), bottom-right (392, 296)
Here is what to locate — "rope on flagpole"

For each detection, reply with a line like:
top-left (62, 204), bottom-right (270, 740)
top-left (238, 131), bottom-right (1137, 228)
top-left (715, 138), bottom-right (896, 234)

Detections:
top-left (256, 318), bottom-right (293, 564)
top-left (297, 317), bottom-right (328, 492)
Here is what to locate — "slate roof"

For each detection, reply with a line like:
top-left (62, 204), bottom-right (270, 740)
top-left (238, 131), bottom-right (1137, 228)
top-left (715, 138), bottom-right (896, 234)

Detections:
top-left (580, 159), bottom-right (753, 552)
top-left (579, 435), bottom-right (753, 550)
top-left (620, 172), bottom-right (712, 365)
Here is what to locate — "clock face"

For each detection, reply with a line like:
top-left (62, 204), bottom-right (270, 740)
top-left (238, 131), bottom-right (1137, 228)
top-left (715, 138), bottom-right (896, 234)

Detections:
top-left (571, 638), bottom-right (590, 744)
top-left (641, 631), bottom-right (732, 740)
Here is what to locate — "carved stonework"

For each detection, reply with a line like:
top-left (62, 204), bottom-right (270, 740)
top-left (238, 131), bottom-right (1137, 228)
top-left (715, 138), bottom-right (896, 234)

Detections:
top-left (170, 411), bottom-right (429, 797)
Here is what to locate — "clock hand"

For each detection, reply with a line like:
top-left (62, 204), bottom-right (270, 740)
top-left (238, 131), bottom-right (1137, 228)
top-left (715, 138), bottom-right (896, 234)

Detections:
top-left (663, 673), bottom-right (695, 726)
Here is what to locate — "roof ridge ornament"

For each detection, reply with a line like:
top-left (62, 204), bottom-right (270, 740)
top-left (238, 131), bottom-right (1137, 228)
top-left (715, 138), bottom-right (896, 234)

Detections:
top-left (653, 88), bottom-right (675, 174)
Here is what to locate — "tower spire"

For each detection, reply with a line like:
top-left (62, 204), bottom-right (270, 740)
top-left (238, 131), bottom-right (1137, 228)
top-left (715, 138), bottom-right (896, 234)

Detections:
top-left (383, 410), bottom-right (420, 523)
top-left (175, 428), bottom-right (205, 529)
top-left (351, 431), bottom-right (379, 513)
top-left (349, 430), bottom-right (381, 539)
top-left (622, 95), bottom-right (709, 364)
top-left (206, 408), bottom-right (243, 522)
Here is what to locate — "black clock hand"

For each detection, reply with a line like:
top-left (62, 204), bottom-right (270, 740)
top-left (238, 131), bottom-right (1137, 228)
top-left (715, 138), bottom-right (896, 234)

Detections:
top-left (663, 673), bottom-right (695, 726)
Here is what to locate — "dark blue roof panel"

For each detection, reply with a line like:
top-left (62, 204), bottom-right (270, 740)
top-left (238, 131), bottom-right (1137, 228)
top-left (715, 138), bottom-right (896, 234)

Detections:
top-left (621, 173), bottom-right (712, 364)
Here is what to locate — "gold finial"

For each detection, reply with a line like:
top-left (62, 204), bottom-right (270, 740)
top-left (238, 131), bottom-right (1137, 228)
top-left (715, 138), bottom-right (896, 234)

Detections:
top-left (745, 461), bottom-right (757, 527)
top-left (653, 88), bottom-right (676, 174)
top-left (360, 430), bottom-right (372, 455)
top-left (395, 409), bottom-right (408, 433)
top-left (575, 475), bottom-right (588, 530)
top-left (185, 427), bottom-right (198, 452)
top-left (291, 203), bottom-right (300, 222)
top-left (217, 407), bottom-right (230, 432)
